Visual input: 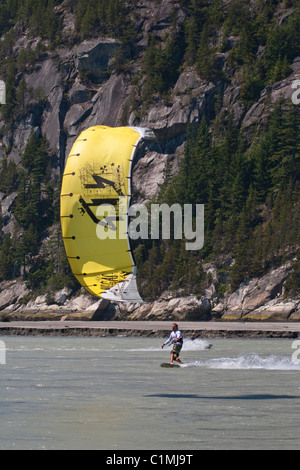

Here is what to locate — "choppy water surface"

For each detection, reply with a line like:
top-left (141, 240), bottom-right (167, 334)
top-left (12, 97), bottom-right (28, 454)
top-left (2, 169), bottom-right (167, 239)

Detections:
top-left (0, 335), bottom-right (299, 450)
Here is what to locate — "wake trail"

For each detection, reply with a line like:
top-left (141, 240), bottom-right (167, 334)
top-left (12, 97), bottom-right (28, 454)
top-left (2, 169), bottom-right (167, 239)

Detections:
top-left (180, 353), bottom-right (300, 370)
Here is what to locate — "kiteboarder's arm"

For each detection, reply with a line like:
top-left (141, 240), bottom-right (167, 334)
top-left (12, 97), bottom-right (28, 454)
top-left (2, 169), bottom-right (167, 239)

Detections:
top-left (161, 333), bottom-right (173, 349)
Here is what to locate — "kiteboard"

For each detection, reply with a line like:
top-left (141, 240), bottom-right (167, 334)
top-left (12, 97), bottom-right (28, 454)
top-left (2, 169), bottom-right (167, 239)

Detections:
top-left (160, 362), bottom-right (181, 368)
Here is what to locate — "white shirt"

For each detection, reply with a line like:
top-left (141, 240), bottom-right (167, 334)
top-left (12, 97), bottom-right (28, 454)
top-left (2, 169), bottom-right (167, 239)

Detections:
top-left (164, 330), bottom-right (183, 346)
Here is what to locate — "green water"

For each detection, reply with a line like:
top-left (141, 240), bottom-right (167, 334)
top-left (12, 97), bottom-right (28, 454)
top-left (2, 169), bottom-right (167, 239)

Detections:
top-left (0, 336), bottom-right (299, 450)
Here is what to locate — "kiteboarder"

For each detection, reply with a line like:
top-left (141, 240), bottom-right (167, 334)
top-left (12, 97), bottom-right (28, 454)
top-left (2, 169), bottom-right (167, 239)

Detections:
top-left (161, 323), bottom-right (183, 364)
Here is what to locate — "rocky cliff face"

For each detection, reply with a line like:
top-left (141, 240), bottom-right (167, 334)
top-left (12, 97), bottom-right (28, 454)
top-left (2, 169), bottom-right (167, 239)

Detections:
top-left (1, 0), bottom-right (300, 321)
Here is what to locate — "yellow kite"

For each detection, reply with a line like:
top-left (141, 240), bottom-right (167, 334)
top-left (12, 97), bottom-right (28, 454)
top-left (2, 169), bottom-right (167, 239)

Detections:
top-left (60, 126), bottom-right (155, 302)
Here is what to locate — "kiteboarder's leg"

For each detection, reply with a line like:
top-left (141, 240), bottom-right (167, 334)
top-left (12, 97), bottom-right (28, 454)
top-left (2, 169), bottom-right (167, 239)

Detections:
top-left (170, 344), bottom-right (182, 364)
top-left (170, 351), bottom-right (174, 364)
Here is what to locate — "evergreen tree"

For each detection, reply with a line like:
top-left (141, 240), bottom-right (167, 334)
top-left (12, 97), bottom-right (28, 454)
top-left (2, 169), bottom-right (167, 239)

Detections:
top-left (0, 158), bottom-right (18, 195)
top-left (270, 104), bottom-right (300, 189)
top-left (0, 235), bottom-right (14, 280)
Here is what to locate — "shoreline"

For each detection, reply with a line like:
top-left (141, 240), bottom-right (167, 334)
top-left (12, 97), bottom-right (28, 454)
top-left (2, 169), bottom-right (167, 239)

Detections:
top-left (0, 320), bottom-right (299, 338)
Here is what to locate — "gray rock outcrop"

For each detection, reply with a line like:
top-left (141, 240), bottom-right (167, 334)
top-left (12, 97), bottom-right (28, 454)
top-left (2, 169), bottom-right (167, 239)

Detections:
top-left (1, 1), bottom-right (300, 323)
top-left (76, 38), bottom-right (122, 83)
top-left (1, 261), bottom-right (298, 322)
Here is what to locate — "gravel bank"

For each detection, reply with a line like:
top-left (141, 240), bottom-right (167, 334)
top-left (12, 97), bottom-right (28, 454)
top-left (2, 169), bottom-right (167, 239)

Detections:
top-left (0, 321), bottom-right (299, 338)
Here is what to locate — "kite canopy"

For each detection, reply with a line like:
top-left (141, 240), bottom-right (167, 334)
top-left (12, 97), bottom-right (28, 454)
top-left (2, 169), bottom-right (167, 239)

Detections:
top-left (60, 125), bottom-right (155, 302)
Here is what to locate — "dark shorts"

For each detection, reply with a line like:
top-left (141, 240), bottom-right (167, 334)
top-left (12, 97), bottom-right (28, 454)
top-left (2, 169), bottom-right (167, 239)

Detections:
top-left (172, 343), bottom-right (182, 359)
